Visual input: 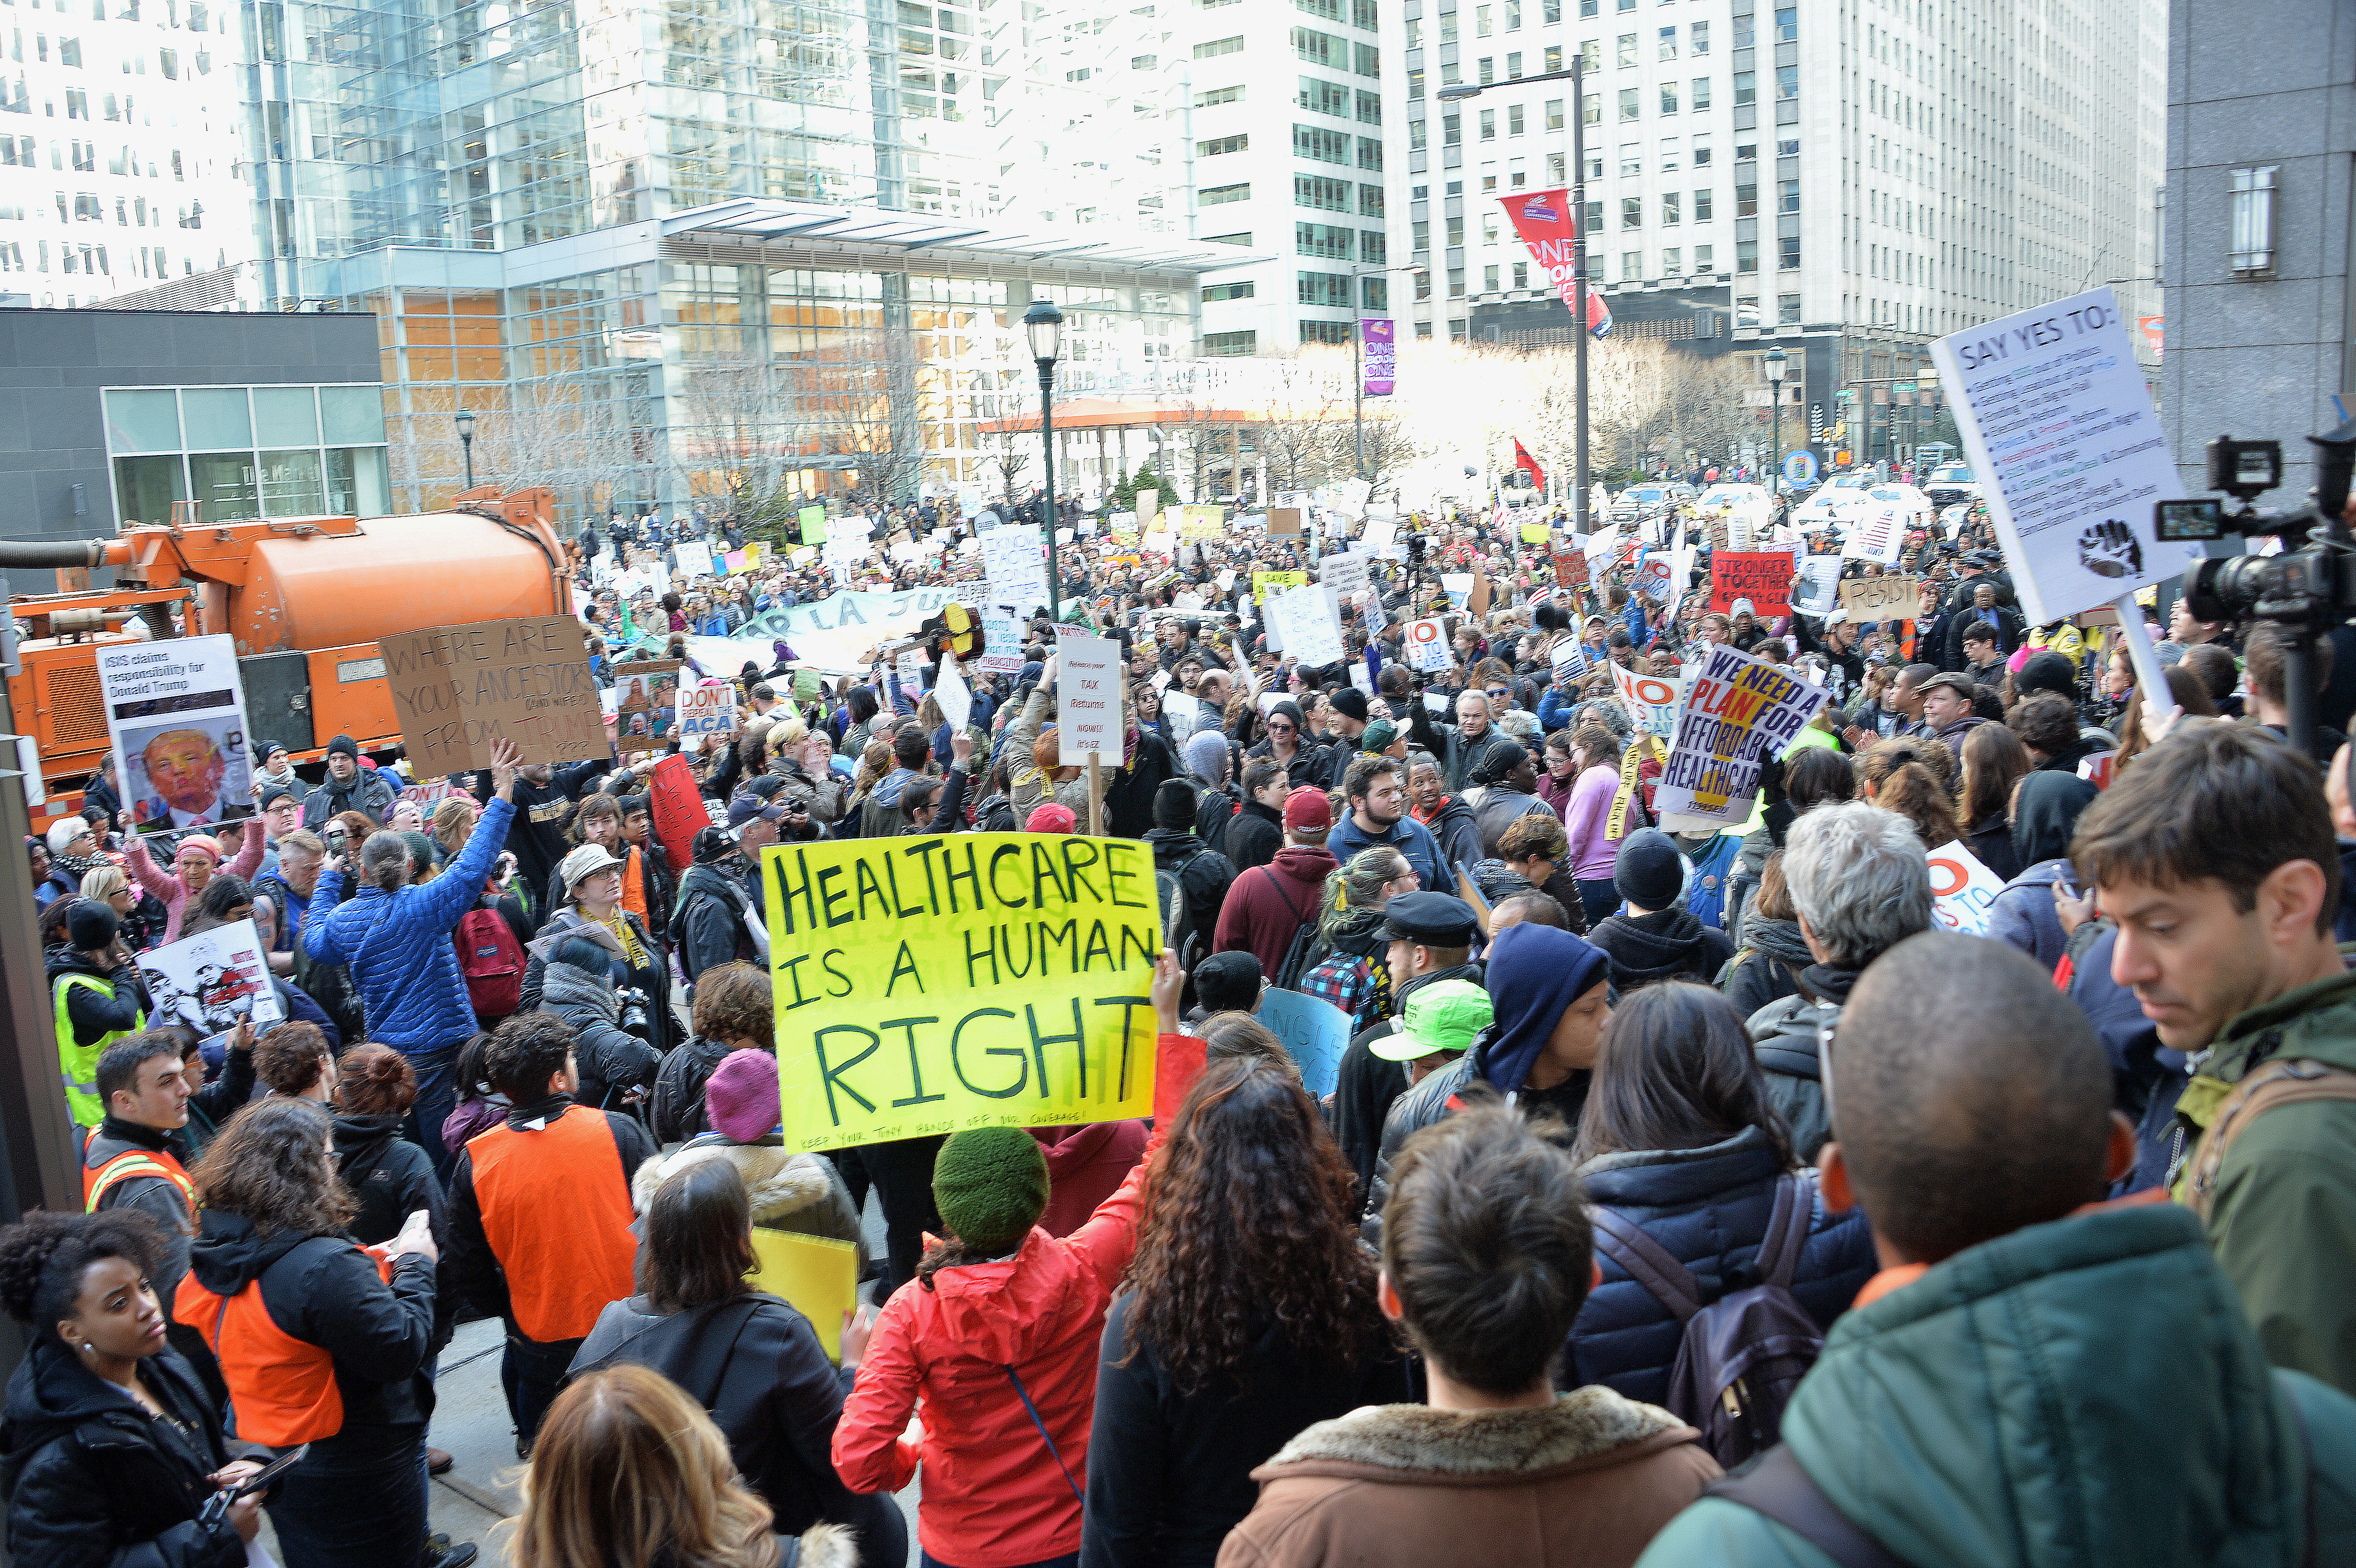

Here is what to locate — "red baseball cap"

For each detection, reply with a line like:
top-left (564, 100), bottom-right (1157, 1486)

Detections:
top-left (1282, 786), bottom-right (1333, 833)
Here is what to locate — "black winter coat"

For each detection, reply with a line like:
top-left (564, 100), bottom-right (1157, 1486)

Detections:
top-left (1221, 799), bottom-right (1284, 872)
top-left (651, 1034), bottom-right (735, 1146)
top-left (673, 861), bottom-right (759, 992)
top-left (1078, 1290), bottom-right (1414, 1568)
top-left (1564, 1124), bottom-right (1876, 1406)
top-left (1103, 732), bottom-right (1178, 840)
top-left (1, 1340), bottom-right (243, 1568)
top-left (332, 1111), bottom-right (456, 1350)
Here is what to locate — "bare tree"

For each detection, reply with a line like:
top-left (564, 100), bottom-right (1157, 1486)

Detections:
top-left (1252, 349), bottom-right (1351, 496)
top-left (780, 326), bottom-right (926, 506)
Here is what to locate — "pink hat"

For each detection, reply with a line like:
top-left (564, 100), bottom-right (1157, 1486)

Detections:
top-left (176, 834), bottom-right (223, 864)
top-left (703, 1048), bottom-right (781, 1143)
top-left (1026, 802), bottom-right (1078, 834)
top-left (2007, 646), bottom-right (2034, 674)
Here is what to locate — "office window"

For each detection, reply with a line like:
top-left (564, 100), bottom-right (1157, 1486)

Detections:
top-left (1291, 26), bottom-right (1342, 64)
top-left (1735, 180), bottom-right (1757, 217)
top-left (1734, 71), bottom-right (1755, 107)
top-left (1416, 270), bottom-right (1434, 301)
top-left (1659, 138), bottom-right (1680, 172)
top-left (1551, 153), bottom-right (1570, 182)
top-left (1659, 81), bottom-right (1678, 113)
top-left (1484, 263), bottom-right (1500, 291)
top-left (1662, 190), bottom-right (1681, 225)
top-left (1778, 293), bottom-right (1801, 325)
top-left (1691, 76), bottom-right (1710, 109)
top-left (1449, 268), bottom-right (1466, 297)
top-left (1446, 215), bottom-right (1465, 245)
top-left (1198, 133), bottom-right (1249, 155)
top-left (1506, 50), bottom-right (1522, 77)
top-left (1441, 113), bottom-right (1460, 146)
top-left (1735, 294), bottom-right (1759, 328)
top-left (1296, 174), bottom-right (1352, 210)
top-left (1584, 150), bottom-right (1602, 179)
top-left (1357, 90), bottom-right (1382, 123)
top-left (1581, 37), bottom-right (1603, 69)
top-left (1622, 250), bottom-right (1641, 280)
top-left (1775, 4), bottom-right (1796, 42)
top-left (1546, 43), bottom-right (1562, 70)
top-left (1356, 134), bottom-right (1384, 168)
top-left (1778, 178), bottom-right (1800, 214)
top-left (1407, 67), bottom-right (1423, 99)
top-left (1298, 271), bottom-right (1353, 305)
top-left (1512, 262), bottom-right (1528, 287)
top-left (1440, 10), bottom-right (1457, 40)
top-left (1737, 239), bottom-right (1759, 272)
top-left (1407, 15), bottom-right (1422, 45)
top-left (1363, 230), bottom-right (1387, 262)
top-left (1195, 84), bottom-right (1244, 106)
top-left (1412, 218), bottom-right (1430, 251)
top-left (1779, 235), bottom-right (1800, 269)
top-left (1622, 195), bottom-right (1641, 227)
top-left (1295, 123), bottom-right (1353, 161)
top-left (1479, 108), bottom-right (1494, 139)
top-left (1355, 40), bottom-right (1379, 74)
top-left (1548, 98), bottom-right (1565, 129)
top-left (1478, 3), bottom-right (1492, 34)
top-left (1204, 331), bottom-right (1257, 356)
top-left (1410, 118), bottom-right (1429, 150)
top-left (1202, 281), bottom-right (1255, 301)
top-left (1483, 211), bottom-right (1501, 242)
top-left (1619, 87), bottom-right (1638, 120)
top-left (1658, 25), bottom-right (1676, 59)
top-left (1694, 188), bottom-right (1713, 220)
top-left (1777, 64), bottom-right (1797, 99)
top-left (1616, 32), bottom-right (1636, 65)
top-left (1441, 58), bottom-right (1461, 84)
top-left (1695, 243), bottom-right (1714, 271)
top-left (1691, 20), bottom-right (1708, 54)
top-left (1479, 56), bottom-right (1494, 84)
top-left (1298, 221), bottom-right (1354, 259)
top-left (1654, 247), bottom-right (1679, 275)
top-left (1619, 144), bottom-right (1640, 176)
top-left (1300, 76), bottom-right (1352, 116)
top-left (1195, 34), bottom-right (1244, 56)
top-left (1509, 104), bottom-right (1525, 135)
top-left (1692, 135), bottom-right (1712, 166)
top-left (1582, 92), bottom-right (1600, 124)
top-left (1361, 183), bottom-right (1385, 217)
top-left (1585, 199), bottom-right (1603, 231)
top-left (1510, 163), bottom-right (1527, 187)
top-left (1201, 182), bottom-right (1251, 205)
top-left (2230, 165), bottom-right (2280, 273)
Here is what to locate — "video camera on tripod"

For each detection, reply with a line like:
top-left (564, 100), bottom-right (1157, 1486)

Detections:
top-left (2152, 420), bottom-right (2356, 756)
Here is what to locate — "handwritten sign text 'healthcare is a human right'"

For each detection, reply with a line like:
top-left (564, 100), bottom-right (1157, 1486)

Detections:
top-left (762, 834), bottom-right (1163, 1151)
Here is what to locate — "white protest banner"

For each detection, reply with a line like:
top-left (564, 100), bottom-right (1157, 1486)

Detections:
top-left (978, 609), bottom-right (1025, 674)
top-left (1930, 285), bottom-right (2203, 624)
top-left (1440, 573), bottom-right (1474, 610)
top-left (1266, 586), bottom-right (1346, 667)
top-left (1611, 662), bottom-right (1685, 741)
top-left (1654, 644), bottom-right (1831, 828)
top-left (1161, 688), bottom-right (1201, 730)
top-left (1841, 507), bottom-right (1907, 566)
top-left (136, 918), bottom-right (282, 1045)
top-left (894, 648), bottom-right (926, 702)
top-left (674, 540), bottom-right (716, 579)
top-left (1795, 556), bottom-right (1843, 616)
top-left (97, 633), bottom-right (257, 836)
top-left (1583, 524), bottom-right (1623, 568)
top-left (1056, 629), bottom-right (1124, 765)
top-left (1926, 842), bottom-right (2007, 935)
top-left (676, 682), bottom-right (738, 740)
top-left (982, 526), bottom-right (1051, 612)
top-left (1318, 550), bottom-right (1370, 616)
top-left (1405, 618), bottom-right (1453, 673)
top-left (1361, 518), bottom-right (1398, 549)
top-left (934, 656), bottom-right (972, 731)
top-left (1550, 638), bottom-right (1588, 684)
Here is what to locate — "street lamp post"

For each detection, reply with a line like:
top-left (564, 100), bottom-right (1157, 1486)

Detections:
top-left (1763, 345), bottom-right (1787, 502)
top-left (1443, 55), bottom-right (1591, 533)
top-left (455, 409), bottom-right (476, 492)
top-left (1024, 296), bottom-right (1065, 621)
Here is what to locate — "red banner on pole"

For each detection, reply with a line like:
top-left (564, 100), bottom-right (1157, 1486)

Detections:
top-left (1498, 189), bottom-right (1613, 339)
top-left (1514, 438), bottom-right (1547, 488)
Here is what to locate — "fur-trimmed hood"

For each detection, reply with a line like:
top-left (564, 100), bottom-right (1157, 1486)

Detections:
top-left (1255, 1387), bottom-right (1692, 1485)
top-left (632, 1140), bottom-right (838, 1228)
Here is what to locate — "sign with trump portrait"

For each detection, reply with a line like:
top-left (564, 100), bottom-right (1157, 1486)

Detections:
top-left (95, 635), bottom-right (256, 836)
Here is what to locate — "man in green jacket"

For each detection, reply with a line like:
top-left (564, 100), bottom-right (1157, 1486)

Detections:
top-left (2072, 721), bottom-right (2356, 1396)
top-left (1638, 932), bottom-right (2356, 1567)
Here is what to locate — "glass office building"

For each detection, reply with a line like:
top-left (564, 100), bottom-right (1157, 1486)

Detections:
top-left (243, 0), bottom-right (1244, 517)
top-left (102, 382), bottom-right (392, 526)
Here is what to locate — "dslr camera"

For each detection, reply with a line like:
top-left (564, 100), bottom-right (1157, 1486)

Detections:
top-left (615, 986), bottom-right (653, 1038)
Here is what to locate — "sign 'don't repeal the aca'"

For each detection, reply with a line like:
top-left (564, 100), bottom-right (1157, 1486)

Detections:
top-left (761, 834), bottom-right (1163, 1151)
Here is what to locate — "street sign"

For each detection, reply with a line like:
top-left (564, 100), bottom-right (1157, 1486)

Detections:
top-left (1783, 449), bottom-right (1819, 488)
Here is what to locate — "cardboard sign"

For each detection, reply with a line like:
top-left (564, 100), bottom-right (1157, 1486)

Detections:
top-left (1550, 637), bottom-right (1588, 684)
top-left (1838, 574), bottom-right (1921, 621)
top-left (977, 610), bottom-right (1026, 674)
top-left (381, 616), bottom-right (605, 772)
top-left (1709, 551), bottom-right (1797, 617)
top-left (1257, 988), bottom-right (1355, 1099)
top-left (675, 540), bottom-right (716, 579)
top-left (1926, 842), bottom-right (2007, 935)
top-left (1179, 504), bottom-right (1225, 541)
top-left (1519, 521), bottom-right (1551, 545)
top-left (1405, 618), bottom-right (1453, 673)
top-left (609, 659), bottom-right (682, 755)
top-left (1266, 507), bottom-right (1304, 536)
top-left (759, 835), bottom-right (1163, 1151)
top-left (1134, 488), bottom-right (1160, 525)
top-left (1612, 663), bottom-right (1685, 741)
top-left (96, 633), bottom-right (257, 835)
top-left (676, 682), bottom-right (738, 740)
top-left (934, 656), bottom-right (972, 731)
top-left (798, 505), bottom-right (829, 543)
top-left (750, 1231), bottom-right (858, 1363)
top-left (1056, 629), bottom-right (1124, 765)
top-left (1931, 285), bottom-right (2203, 624)
top-left (1842, 506), bottom-right (1908, 566)
top-left (1554, 548), bottom-right (1591, 589)
top-left (135, 918), bottom-right (283, 1049)
top-left (1654, 644), bottom-right (1831, 828)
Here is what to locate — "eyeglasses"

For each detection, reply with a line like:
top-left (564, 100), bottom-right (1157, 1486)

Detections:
top-left (1265, 720), bottom-right (1295, 735)
top-left (1484, 687), bottom-right (1510, 698)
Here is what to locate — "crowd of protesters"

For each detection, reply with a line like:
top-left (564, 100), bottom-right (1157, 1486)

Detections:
top-left (13, 482), bottom-right (2356, 1568)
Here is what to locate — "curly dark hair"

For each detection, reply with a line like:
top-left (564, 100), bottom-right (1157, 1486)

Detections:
top-left (1122, 1055), bottom-right (1393, 1394)
top-left (486, 1011), bottom-right (578, 1102)
top-left (189, 1097), bottom-right (354, 1237)
top-left (0, 1209), bottom-right (160, 1338)
top-left (253, 1021), bottom-right (330, 1096)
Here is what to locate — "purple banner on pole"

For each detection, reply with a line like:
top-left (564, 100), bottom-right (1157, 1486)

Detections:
top-left (1361, 317), bottom-right (1396, 398)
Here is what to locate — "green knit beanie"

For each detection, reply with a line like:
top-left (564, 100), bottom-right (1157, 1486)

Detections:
top-left (931, 1127), bottom-right (1051, 1254)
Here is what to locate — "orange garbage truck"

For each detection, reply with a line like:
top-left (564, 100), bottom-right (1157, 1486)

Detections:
top-left (0, 488), bottom-right (574, 831)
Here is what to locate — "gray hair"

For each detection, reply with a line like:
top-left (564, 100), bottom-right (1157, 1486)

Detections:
top-left (359, 830), bottom-right (413, 893)
top-left (1781, 801), bottom-right (1932, 969)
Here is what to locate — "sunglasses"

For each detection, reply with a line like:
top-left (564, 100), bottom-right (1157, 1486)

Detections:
top-left (1265, 720), bottom-right (1296, 734)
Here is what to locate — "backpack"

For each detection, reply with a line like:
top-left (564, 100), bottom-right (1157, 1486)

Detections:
top-left (455, 905), bottom-right (525, 1019)
top-left (1253, 865), bottom-right (1322, 991)
top-left (1588, 1169), bottom-right (1824, 1469)
top-left (2182, 1057), bottom-right (2356, 1218)
top-left (1155, 849), bottom-right (1208, 974)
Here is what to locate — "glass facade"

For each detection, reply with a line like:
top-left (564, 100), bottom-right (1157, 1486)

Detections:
top-left (103, 384), bottom-right (392, 526)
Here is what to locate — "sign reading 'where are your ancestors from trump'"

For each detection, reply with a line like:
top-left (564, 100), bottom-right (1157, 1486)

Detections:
top-left (760, 834), bottom-right (1164, 1152)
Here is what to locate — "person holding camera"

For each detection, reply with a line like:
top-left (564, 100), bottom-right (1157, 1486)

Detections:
top-left (534, 935), bottom-right (660, 1114)
top-left (518, 844), bottom-right (676, 1062)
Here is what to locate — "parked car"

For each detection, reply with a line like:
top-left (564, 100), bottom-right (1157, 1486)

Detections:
top-left (1922, 463), bottom-right (1982, 509)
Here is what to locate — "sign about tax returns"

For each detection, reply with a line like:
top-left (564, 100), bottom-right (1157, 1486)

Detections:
top-left (761, 834), bottom-right (1163, 1151)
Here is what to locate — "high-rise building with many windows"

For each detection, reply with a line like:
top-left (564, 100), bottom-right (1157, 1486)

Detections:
top-left (227, 0), bottom-right (1240, 516)
top-left (1382, 0), bottom-right (2163, 466)
top-left (0, 0), bottom-right (251, 306)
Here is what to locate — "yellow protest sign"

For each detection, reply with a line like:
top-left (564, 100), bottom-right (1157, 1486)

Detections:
top-left (1179, 504), bottom-right (1225, 541)
top-left (750, 1230), bottom-right (859, 1361)
top-left (761, 835), bottom-right (1162, 1152)
top-left (1519, 521), bottom-right (1551, 544)
top-left (1252, 569), bottom-right (1307, 603)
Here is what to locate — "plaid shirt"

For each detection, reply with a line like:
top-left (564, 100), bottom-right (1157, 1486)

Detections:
top-left (1298, 951), bottom-right (1392, 1035)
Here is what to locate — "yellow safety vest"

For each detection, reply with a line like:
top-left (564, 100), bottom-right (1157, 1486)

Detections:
top-left (52, 973), bottom-right (142, 1130)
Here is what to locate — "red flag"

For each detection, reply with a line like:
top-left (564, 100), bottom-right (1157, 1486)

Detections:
top-left (1498, 189), bottom-right (1613, 338)
top-left (1514, 439), bottom-right (1546, 488)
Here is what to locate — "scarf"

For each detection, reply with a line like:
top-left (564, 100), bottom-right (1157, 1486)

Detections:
top-left (590, 908), bottom-right (649, 970)
top-left (49, 850), bottom-right (103, 886)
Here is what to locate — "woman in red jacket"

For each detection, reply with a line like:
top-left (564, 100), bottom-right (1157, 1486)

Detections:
top-left (831, 953), bottom-right (1188, 1568)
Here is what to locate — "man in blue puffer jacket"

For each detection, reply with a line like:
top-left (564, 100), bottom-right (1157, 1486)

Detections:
top-left (305, 737), bottom-right (520, 1176)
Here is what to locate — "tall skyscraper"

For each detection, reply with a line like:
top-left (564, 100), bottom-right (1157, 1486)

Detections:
top-left (1381, 0), bottom-right (2164, 466)
top-left (0, 0), bottom-right (251, 306)
top-left (233, 0), bottom-right (1238, 515)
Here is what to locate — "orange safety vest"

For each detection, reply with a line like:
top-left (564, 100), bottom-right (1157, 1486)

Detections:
top-left (84, 1144), bottom-right (195, 1215)
top-left (469, 1104), bottom-right (637, 1344)
top-left (172, 1258), bottom-right (346, 1448)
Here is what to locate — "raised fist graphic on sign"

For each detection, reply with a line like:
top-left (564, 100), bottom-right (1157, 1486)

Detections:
top-left (2076, 518), bottom-right (2143, 579)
